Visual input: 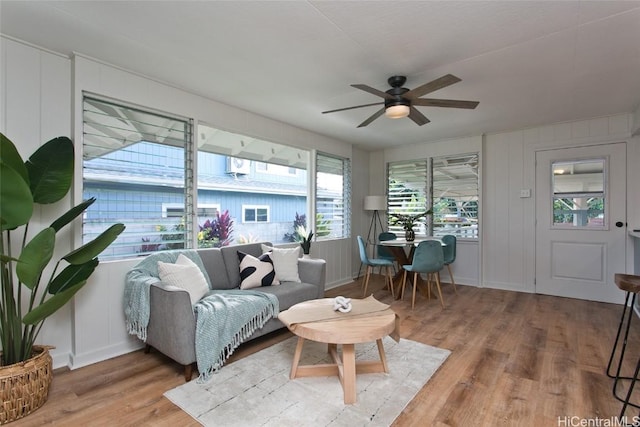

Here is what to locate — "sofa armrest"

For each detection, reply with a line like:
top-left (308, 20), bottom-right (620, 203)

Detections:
top-left (298, 258), bottom-right (326, 298)
top-left (147, 282), bottom-right (197, 365)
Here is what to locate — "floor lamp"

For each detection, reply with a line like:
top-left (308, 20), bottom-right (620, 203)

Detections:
top-left (357, 195), bottom-right (387, 279)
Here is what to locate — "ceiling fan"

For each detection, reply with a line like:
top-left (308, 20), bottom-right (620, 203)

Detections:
top-left (322, 74), bottom-right (479, 128)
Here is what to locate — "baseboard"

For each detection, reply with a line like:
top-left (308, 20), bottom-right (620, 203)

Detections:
top-left (69, 339), bottom-right (144, 370)
top-left (482, 280), bottom-right (533, 293)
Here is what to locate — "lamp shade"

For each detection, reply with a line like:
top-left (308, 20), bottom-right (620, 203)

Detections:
top-left (364, 195), bottom-right (387, 211)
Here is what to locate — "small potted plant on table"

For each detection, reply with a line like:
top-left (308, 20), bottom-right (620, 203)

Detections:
top-left (390, 210), bottom-right (431, 241)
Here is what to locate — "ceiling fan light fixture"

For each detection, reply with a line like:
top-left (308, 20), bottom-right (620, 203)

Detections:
top-left (385, 104), bottom-right (410, 119)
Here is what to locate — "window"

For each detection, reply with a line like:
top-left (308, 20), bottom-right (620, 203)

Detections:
top-left (387, 153), bottom-right (479, 239)
top-left (82, 96), bottom-right (192, 259)
top-left (316, 153), bottom-right (351, 239)
top-left (82, 97), bottom-right (348, 259)
top-left (197, 123), bottom-right (309, 245)
top-left (552, 159), bottom-right (605, 228)
top-left (432, 154), bottom-right (479, 238)
top-left (243, 205), bottom-right (269, 223)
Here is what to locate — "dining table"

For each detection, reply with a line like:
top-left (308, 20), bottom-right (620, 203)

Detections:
top-left (379, 237), bottom-right (446, 299)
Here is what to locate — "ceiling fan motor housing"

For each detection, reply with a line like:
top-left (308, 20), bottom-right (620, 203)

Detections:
top-left (385, 85), bottom-right (410, 108)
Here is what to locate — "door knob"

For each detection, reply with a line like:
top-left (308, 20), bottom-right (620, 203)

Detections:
top-left (615, 221), bottom-right (625, 228)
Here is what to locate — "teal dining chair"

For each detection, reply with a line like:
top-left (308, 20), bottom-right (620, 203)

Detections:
top-left (441, 234), bottom-right (458, 294)
top-left (357, 235), bottom-right (395, 298)
top-left (377, 232), bottom-right (397, 272)
top-left (401, 240), bottom-right (445, 309)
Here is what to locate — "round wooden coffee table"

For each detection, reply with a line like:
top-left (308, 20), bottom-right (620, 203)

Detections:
top-left (279, 298), bottom-right (396, 404)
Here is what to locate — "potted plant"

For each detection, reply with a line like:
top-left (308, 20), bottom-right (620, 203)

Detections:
top-left (390, 210), bottom-right (432, 241)
top-left (296, 225), bottom-right (314, 257)
top-left (0, 133), bottom-right (125, 423)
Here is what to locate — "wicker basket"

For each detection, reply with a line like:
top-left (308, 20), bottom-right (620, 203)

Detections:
top-left (0, 346), bottom-right (53, 424)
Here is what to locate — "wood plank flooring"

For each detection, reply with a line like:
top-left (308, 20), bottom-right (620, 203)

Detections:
top-left (10, 275), bottom-right (640, 426)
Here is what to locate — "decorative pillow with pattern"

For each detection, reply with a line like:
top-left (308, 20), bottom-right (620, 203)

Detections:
top-left (238, 251), bottom-right (279, 289)
top-left (157, 254), bottom-right (210, 305)
top-left (260, 244), bottom-right (301, 283)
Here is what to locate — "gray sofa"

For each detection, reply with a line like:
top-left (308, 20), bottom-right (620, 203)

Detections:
top-left (143, 242), bottom-right (326, 381)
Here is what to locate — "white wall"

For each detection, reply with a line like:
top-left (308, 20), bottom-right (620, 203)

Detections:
top-left (483, 114), bottom-right (636, 293)
top-left (2, 37), bottom-right (360, 369)
top-left (1, 36), bottom-right (76, 366)
top-left (371, 116), bottom-right (639, 293)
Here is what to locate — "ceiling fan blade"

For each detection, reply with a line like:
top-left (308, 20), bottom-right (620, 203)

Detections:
top-left (322, 102), bottom-right (383, 114)
top-left (351, 84), bottom-right (394, 99)
top-left (412, 98), bottom-right (479, 109)
top-left (408, 107), bottom-right (430, 126)
top-left (357, 108), bottom-right (385, 128)
top-left (403, 74), bottom-right (462, 99)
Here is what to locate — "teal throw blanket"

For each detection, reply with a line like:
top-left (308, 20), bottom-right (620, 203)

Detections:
top-left (195, 290), bottom-right (279, 382)
top-left (124, 250), bottom-right (211, 341)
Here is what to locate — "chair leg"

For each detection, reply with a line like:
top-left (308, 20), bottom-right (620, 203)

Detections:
top-left (362, 266), bottom-right (371, 297)
top-left (411, 272), bottom-right (418, 310)
top-left (447, 264), bottom-right (458, 294)
top-left (434, 272), bottom-right (445, 308)
top-left (401, 270), bottom-right (408, 300)
top-left (386, 266), bottom-right (395, 298)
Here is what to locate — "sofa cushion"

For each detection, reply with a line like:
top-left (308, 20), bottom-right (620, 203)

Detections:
top-left (255, 282), bottom-right (320, 311)
top-left (238, 251), bottom-right (279, 289)
top-left (221, 242), bottom-right (271, 288)
top-left (261, 244), bottom-right (301, 283)
top-left (198, 248), bottom-right (233, 290)
top-left (157, 254), bottom-right (209, 305)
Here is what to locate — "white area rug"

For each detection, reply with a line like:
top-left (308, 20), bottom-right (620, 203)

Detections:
top-left (164, 336), bottom-right (450, 426)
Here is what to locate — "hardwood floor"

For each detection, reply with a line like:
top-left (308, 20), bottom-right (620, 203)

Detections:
top-left (11, 275), bottom-right (640, 426)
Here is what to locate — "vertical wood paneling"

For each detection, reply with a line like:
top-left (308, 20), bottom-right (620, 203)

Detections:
top-left (483, 112), bottom-right (634, 294)
top-left (1, 37), bottom-right (73, 368)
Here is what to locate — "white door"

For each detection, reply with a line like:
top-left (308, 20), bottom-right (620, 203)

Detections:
top-left (535, 143), bottom-right (627, 303)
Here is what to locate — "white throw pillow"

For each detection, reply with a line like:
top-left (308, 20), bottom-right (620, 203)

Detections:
top-left (261, 244), bottom-right (301, 283)
top-left (157, 254), bottom-right (210, 305)
top-left (238, 251), bottom-right (279, 289)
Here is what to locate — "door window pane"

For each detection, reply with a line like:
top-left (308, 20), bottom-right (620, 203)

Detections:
top-left (552, 159), bottom-right (605, 228)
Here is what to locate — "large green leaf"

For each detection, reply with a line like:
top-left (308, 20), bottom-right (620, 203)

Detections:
top-left (48, 258), bottom-right (99, 294)
top-left (0, 161), bottom-right (33, 230)
top-left (63, 223), bottom-right (125, 265)
top-left (49, 198), bottom-right (96, 232)
top-left (0, 133), bottom-right (28, 182)
top-left (16, 228), bottom-right (55, 289)
top-left (26, 136), bottom-right (73, 204)
top-left (22, 281), bottom-right (86, 325)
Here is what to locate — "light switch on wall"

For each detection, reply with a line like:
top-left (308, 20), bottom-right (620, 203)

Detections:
top-left (520, 189), bottom-right (531, 198)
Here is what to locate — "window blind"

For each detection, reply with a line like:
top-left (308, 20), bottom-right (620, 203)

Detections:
top-left (316, 153), bottom-right (351, 239)
top-left (83, 96), bottom-right (192, 259)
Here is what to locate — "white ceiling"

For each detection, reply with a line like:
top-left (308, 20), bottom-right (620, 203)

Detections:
top-left (1, 1), bottom-right (639, 151)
